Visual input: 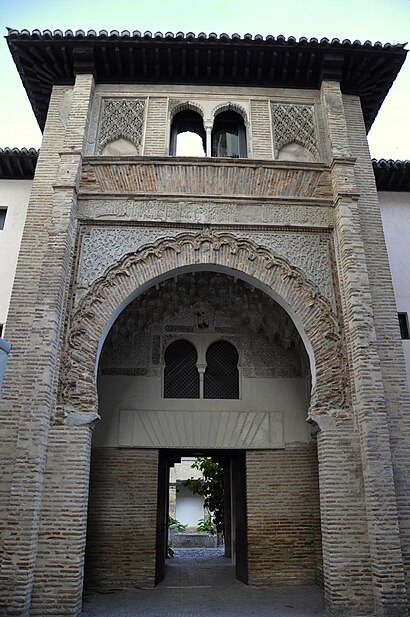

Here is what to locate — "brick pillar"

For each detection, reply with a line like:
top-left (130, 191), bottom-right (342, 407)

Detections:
top-left (84, 448), bottom-right (159, 591)
top-left (0, 73), bottom-right (95, 617)
top-left (343, 94), bottom-right (410, 604)
top-left (246, 446), bottom-right (319, 586)
top-left (320, 80), bottom-right (408, 615)
top-left (30, 426), bottom-right (92, 616)
top-left (314, 417), bottom-right (373, 615)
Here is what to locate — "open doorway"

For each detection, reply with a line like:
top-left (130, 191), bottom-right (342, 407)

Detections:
top-left (156, 450), bottom-right (248, 586)
top-left (84, 269), bottom-right (321, 598)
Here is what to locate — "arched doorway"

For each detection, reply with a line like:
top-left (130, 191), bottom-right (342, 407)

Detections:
top-left (83, 270), bottom-right (322, 592)
top-left (55, 230), bottom-right (349, 613)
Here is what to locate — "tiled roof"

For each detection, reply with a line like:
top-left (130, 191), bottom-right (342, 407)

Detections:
top-left (373, 159), bottom-right (410, 192)
top-left (0, 147), bottom-right (39, 179)
top-left (6, 29), bottom-right (407, 132)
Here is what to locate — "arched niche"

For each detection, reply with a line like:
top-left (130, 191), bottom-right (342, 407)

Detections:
top-left (101, 137), bottom-right (139, 156)
top-left (277, 142), bottom-right (315, 162)
top-left (59, 230), bottom-right (345, 423)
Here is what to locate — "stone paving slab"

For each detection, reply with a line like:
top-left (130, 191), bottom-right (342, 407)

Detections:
top-left (81, 548), bottom-right (327, 617)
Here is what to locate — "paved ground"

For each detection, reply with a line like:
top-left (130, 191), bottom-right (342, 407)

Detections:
top-left (81, 548), bottom-right (326, 616)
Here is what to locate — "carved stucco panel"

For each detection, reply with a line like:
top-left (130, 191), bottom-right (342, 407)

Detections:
top-left (76, 226), bottom-right (335, 309)
top-left (97, 98), bottom-right (146, 153)
top-left (76, 227), bottom-right (181, 303)
top-left (236, 231), bottom-right (335, 309)
top-left (271, 103), bottom-right (319, 160)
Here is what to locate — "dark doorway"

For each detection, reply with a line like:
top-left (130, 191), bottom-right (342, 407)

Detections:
top-left (155, 449), bottom-right (248, 586)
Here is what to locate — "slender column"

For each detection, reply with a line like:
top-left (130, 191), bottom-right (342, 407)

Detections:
top-left (198, 365), bottom-right (205, 398)
top-left (205, 121), bottom-right (212, 157)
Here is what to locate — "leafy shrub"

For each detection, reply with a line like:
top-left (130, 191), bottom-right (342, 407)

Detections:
top-left (168, 516), bottom-right (187, 533)
top-left (183, 457), bottom-right (224, 535)
top-left (197, 518), bottom-right (216, 535)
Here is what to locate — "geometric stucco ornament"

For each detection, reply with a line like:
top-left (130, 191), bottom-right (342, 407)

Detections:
top-left (271, 103), bottom-right (318, 160)
top-left (98, 98), bottom-right (146, 153)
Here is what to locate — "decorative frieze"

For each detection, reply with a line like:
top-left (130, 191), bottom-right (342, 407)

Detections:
top-left (77, 198), bottom-right (333, 228)
top-left (271, 103), bottom-right (319, 160)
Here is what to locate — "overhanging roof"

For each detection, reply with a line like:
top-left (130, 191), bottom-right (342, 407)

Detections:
top-left (6, 29), bottom-right (407, 133)
top-left (373, 159), bottom-right (410, 192)
top-left (0, 147), bottom-right (38, 179)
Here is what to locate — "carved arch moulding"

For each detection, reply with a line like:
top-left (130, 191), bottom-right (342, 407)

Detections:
top-left (58, 230), bottom-right (347, 424)
top-left (169, 99), bottom-right (206, 120)
top-left (211, 102), bottom-right (249, 124)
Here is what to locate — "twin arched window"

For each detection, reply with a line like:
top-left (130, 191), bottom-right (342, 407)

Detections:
top-left (164, 340), bottom-right (239, 399)
top-left (170, 109), bottom-right (247, 158)
top-left (169, 110), bottom-right (206, 157)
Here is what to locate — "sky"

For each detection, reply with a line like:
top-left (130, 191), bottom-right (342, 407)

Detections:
top-left (0, 0), bottom-right (409, 160)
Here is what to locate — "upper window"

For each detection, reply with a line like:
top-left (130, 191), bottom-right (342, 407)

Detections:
top-left (0, 209), bottom-right (7, 230)
top-left (170, 110), bottom-right (206, 157)
top-left (211, 111), bottom-right (247, 158)
top-left (164, 340), bottom-right (200, 398)
top-left (398, 313), bottom-right (410, 340)
top-left (204, 341), bottom-right (239, 399)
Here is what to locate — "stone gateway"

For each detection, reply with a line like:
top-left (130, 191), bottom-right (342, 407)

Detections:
top-left (0, 29), bottom-right (409, 617)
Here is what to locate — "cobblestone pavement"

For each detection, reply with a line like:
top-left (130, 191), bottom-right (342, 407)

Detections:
top-left (81, 548), bottom-right (326, 617)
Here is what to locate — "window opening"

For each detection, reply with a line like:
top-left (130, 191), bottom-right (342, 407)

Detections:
top-left (0, 208), bottom-right (7, 230)
top-left (170, 110), bottom-right (206, 156)
top-left (164, 339), bottom-right (200, 398)
top-left (398, 313), bottom-right (410, 340)
top-left (204, 341), bottom-right (239, 399)
top-left (211, 111), bottom-right (247, 158)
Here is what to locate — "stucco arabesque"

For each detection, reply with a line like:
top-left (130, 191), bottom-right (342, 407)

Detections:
top-left (75, 222), bottom-right (335, 311)
top-left (60, 229), bottom-right (347, 427)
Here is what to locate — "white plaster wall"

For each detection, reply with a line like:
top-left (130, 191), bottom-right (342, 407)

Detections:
top-left (0, 180), bottom-right (32, 328)
top-left (95, 374), bottom-right (310, 447)
top-left (379, 191), bottom-right (410, 390)
top-left (175, 485), bottom-right (204, 528)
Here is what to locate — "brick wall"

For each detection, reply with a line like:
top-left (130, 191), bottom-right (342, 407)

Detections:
top-left (246, 444), bottom-right (321, 586)
top-left (143, 98), bottom-right (168, 155)
top-left (84, 448), bottom-right (159, 590)
top-left (250, 100), bottom-right (273, 159)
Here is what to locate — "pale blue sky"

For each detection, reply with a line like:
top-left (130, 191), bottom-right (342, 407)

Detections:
top-left (0, 0), bottom-right (409, 159)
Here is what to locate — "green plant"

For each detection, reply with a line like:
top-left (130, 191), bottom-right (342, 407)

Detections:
top-left (168, 516), bottom-right (187, 533)
top-left (183, 457), bottom-right (224, 535)
top-left (197, 518), bottom-right (216, 535)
